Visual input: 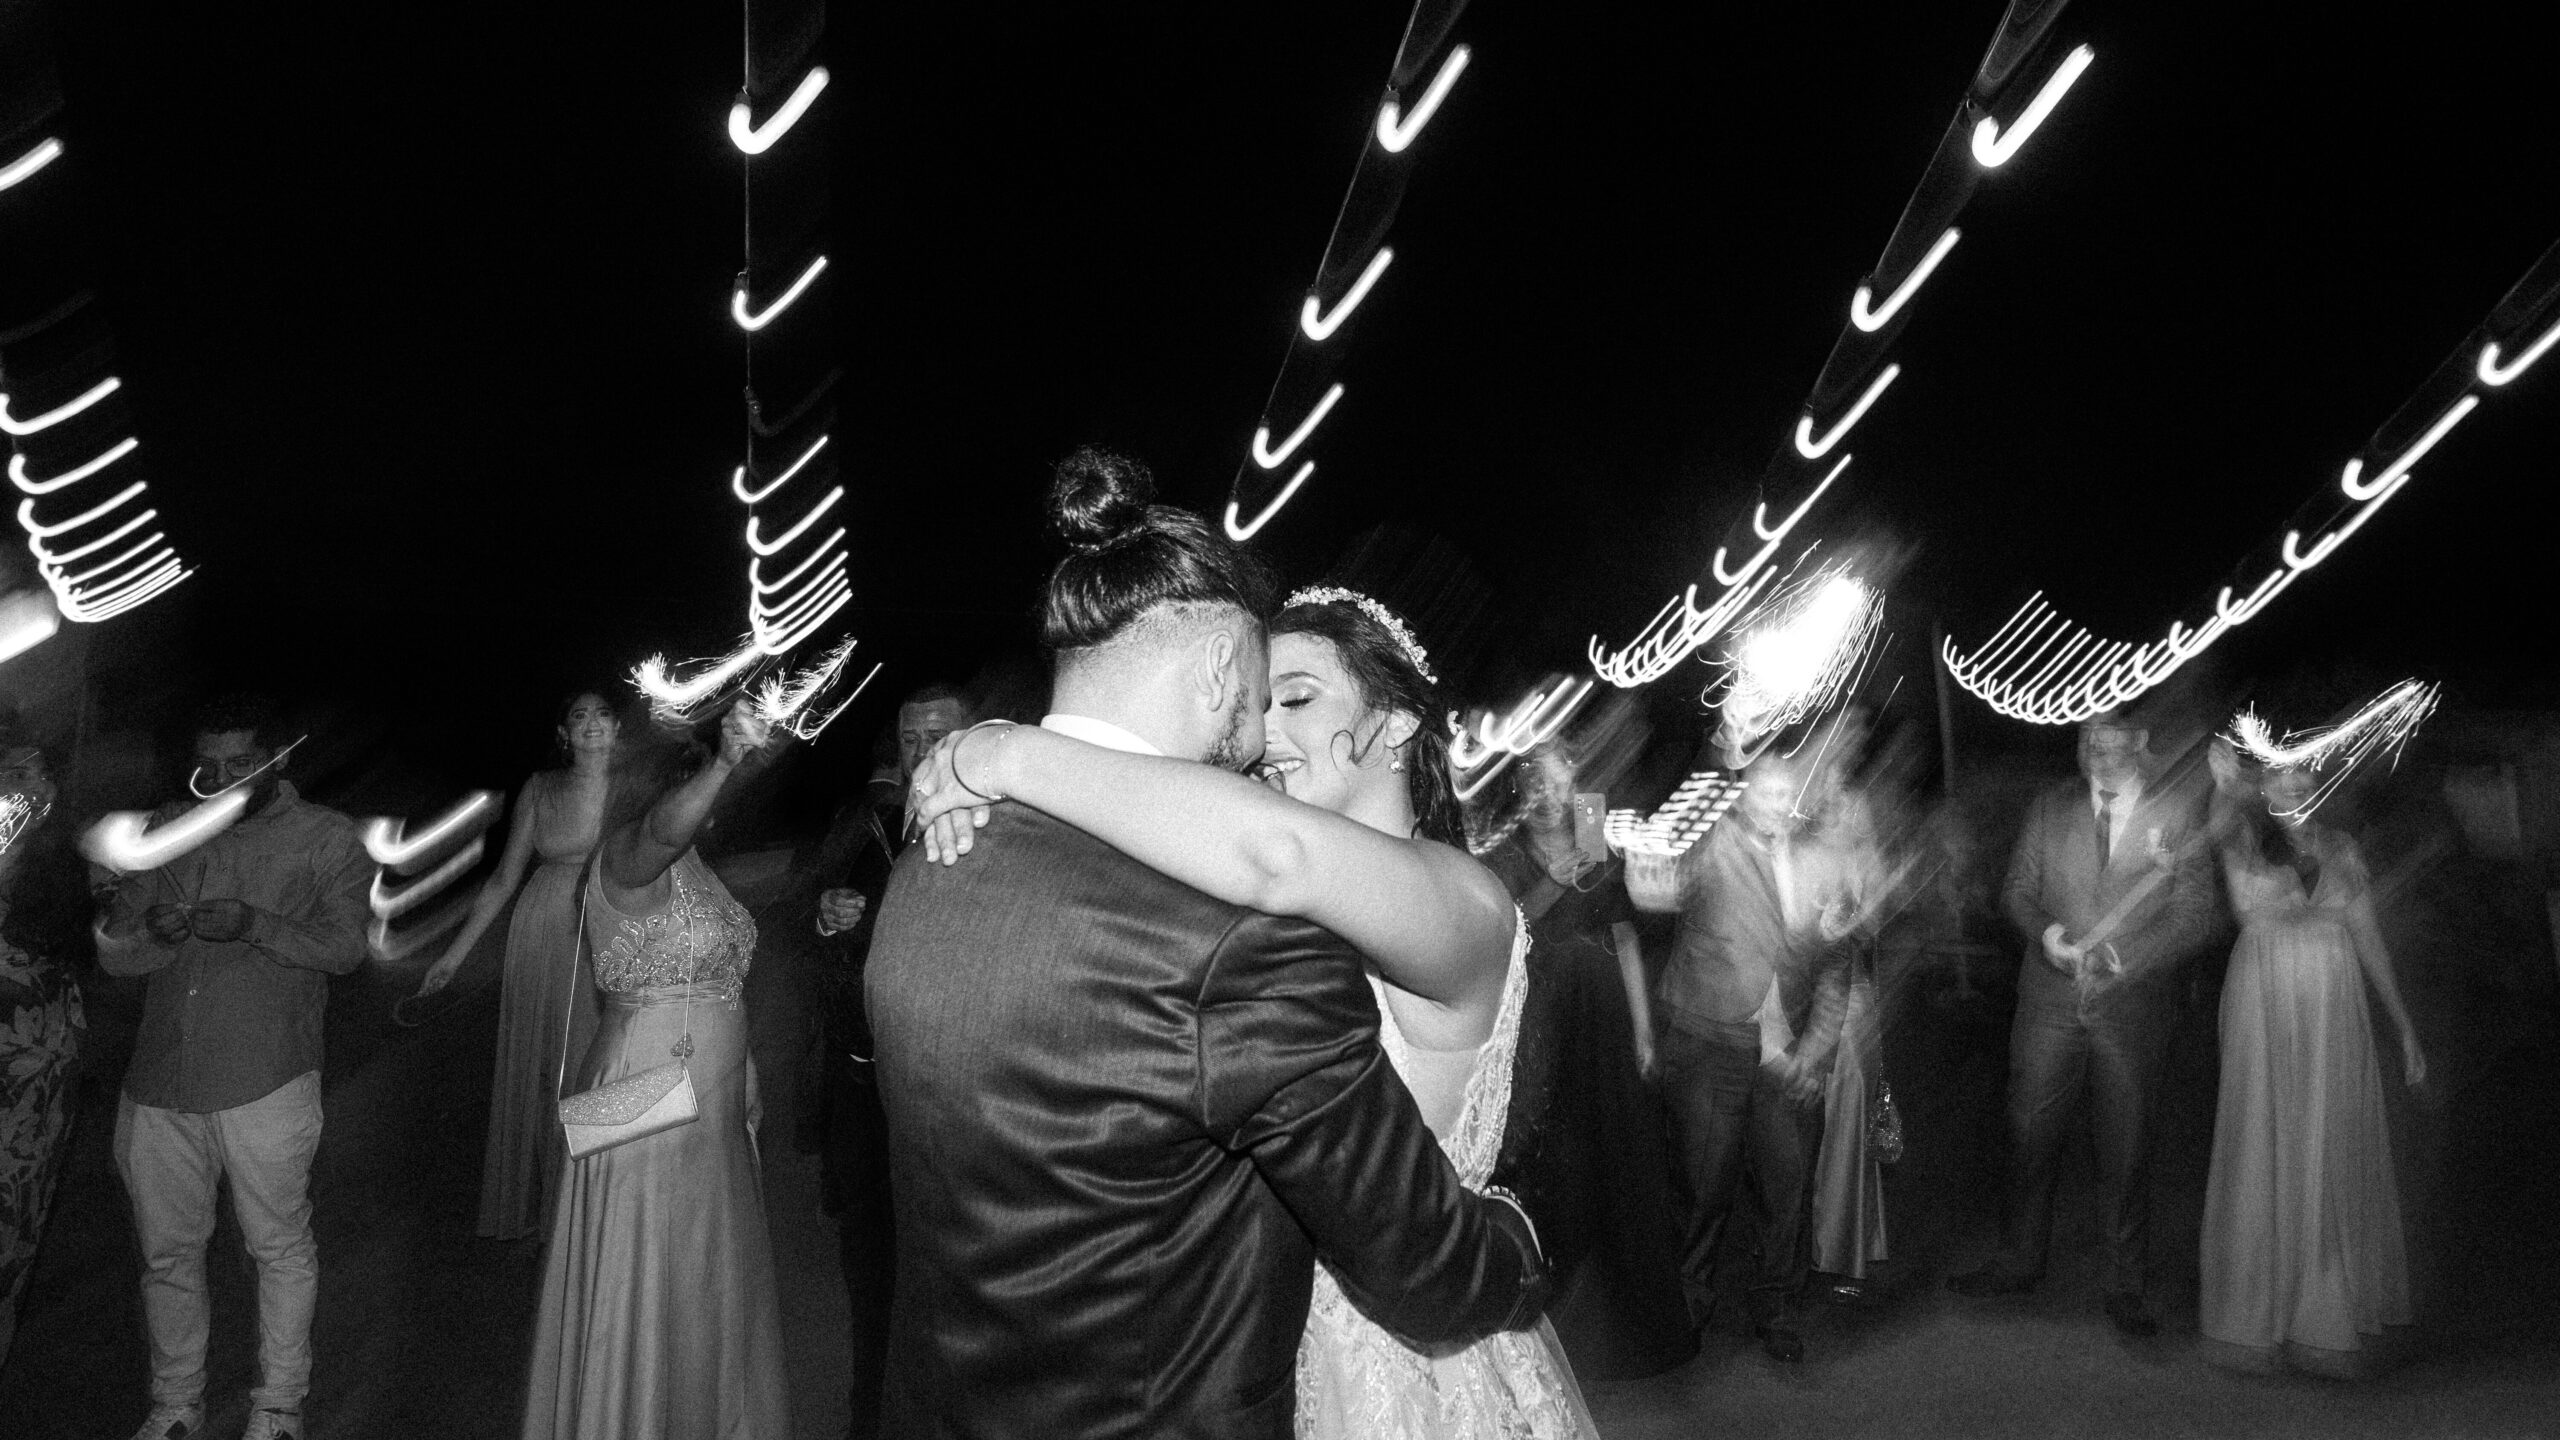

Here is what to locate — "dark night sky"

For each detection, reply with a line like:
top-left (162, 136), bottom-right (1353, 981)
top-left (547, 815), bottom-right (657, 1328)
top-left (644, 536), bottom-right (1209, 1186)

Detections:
top-left (14, 0), bottom-right (2560, 806)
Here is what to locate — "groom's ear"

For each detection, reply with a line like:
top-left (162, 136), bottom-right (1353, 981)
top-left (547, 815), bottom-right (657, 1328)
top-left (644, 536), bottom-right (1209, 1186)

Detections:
top-left (1196, 626), bottom-right (1241, 714)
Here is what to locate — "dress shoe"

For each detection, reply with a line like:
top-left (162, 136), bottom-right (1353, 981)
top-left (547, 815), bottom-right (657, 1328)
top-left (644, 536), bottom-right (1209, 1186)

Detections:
top-left (1754, 1321), bottom-right (1805, 1363)
top-left (2103, 1291), bottom-right (2159, 1337)
top-left (1947, 1265), bottom-right (2038, 1297)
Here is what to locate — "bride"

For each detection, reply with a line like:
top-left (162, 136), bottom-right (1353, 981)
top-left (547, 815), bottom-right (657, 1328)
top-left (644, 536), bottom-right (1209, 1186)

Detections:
top-left (910, 585), bottom-right (1597, 1439)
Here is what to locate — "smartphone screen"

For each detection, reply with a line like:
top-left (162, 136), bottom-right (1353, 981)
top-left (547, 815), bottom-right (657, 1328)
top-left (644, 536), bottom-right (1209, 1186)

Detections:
top-left (1571, 792), bottom-right (1609, 863)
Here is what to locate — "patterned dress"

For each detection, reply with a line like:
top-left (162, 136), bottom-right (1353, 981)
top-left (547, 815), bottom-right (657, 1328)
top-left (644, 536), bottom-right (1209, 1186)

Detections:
top-left (522, 850), bottom-right (790, 1439)
top-left (1295, 915), bottom-right (1599, 1439)
top-left (0, 828), bottom-right (90, 1372)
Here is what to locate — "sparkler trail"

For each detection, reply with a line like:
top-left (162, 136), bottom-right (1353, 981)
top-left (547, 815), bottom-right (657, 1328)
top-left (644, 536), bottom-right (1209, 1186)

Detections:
top-left (362, 790), bottom-right (502, 870)
top-left (1717, 566), bottom-right (1884, 759)
top-left (81, 789), bottom-right (250, 874)
top-left (1945, 233), bottom-right (2560, 723)
top-left (370, 839), bottom-right (487, 921)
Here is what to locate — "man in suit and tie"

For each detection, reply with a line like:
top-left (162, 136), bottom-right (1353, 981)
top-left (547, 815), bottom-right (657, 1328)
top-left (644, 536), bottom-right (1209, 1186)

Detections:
top-left (1949, 710), bottom-right (2217, 1335)
top-left (864, 448), bottom-right (1547, 1439)
top-left (1656, 748), bottom-right (1851, 1364)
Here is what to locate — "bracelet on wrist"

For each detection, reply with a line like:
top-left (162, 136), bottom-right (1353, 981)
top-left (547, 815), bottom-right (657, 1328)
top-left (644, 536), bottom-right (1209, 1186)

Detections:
top-left (952, 720), bottom-right (1018, 804)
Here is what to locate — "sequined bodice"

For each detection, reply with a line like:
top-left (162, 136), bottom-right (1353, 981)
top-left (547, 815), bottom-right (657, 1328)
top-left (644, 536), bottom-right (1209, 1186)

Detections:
top-left (585, 850), bottom-right (757, 993)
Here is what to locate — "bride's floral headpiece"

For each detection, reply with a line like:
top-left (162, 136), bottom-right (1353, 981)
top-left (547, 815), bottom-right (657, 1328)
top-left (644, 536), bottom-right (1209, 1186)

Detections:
top-left (1282, 586), bottom-right (1437, 684)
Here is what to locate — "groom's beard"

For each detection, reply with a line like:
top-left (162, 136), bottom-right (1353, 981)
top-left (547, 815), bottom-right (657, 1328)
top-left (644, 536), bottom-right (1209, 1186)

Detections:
top-left (1202, 694), bottom-right (1260, 773)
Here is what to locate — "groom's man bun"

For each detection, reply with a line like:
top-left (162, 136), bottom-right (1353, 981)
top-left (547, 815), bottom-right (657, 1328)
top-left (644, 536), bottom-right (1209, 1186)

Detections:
top-left (1040, 445), bottom-right (1276, 656)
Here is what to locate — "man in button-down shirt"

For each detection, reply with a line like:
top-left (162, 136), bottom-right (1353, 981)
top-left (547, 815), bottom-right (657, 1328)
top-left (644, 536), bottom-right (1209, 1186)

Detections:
top-left (96, 696), bottom-right (369, 1440)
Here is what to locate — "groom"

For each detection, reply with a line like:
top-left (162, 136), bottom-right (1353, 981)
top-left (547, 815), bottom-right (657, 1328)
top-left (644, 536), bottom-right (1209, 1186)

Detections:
top-left (865, 449), bottom-right (1549, 1439)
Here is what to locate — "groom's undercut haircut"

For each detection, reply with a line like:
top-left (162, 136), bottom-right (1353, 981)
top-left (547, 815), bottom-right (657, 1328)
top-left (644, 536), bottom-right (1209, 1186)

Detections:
top-left (1039, 444), bottom-right (1277, 662)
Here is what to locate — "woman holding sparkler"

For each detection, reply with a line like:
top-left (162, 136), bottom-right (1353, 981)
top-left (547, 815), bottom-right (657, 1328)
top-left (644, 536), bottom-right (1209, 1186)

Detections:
top-left (0, 735), bottom-right (92, 1369)
top-left (2199, 736), bottom-right (2426, 1377)
top-left (416, 688), bottom-right (620, 1241)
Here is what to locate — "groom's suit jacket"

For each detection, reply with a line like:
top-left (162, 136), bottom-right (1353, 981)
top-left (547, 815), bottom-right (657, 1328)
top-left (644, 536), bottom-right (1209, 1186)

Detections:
top-left (867, 804), bottom-right (1548, 1440)
top-left (2002, 775), bottom-right (2218, 1016)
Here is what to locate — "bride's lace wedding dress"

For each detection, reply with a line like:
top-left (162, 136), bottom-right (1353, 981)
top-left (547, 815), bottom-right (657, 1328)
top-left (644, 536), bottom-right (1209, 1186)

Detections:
top-left (1295, 915), bottom-right (1600, 1439)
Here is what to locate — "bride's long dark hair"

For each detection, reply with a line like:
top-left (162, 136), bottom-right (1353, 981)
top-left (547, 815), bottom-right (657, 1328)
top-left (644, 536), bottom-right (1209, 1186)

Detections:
top-left (1270, 596), bottom-right (1464, 849)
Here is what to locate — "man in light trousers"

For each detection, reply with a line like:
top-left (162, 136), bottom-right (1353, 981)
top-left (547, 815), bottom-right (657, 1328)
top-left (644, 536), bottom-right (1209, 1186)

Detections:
top-left (96, 695), bottom-right (369, 1440)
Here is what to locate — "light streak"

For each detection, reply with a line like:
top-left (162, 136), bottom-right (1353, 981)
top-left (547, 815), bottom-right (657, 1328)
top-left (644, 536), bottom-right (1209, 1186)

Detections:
top-left (187, 736), bottom-right (307, 800)
top-left (751, 635), bottom-right (879, 741)
top-left (1223, 461), bottom-right (1314, 542)
top-left (1589, 455), bottom-right (1849, 687)
top-left (1794, 365), bottom-right (1899, 459)
top-left (10, 437), bottom-right (139, 496)
top-left (1301, 247), bottom-right (1395, 342)
top-left (0, 137), bottom-right (64, 194)
top-left (52, 530), bottom-right (167, 589)
top-left (2477, 318), bottom-right (2560, 387)
top-left (0, 794), bottom-right (45, 858)
top-left (0, 376), bottom-right (121, 436)
top-left (750, 530), bottom-right (847, 593)
top-left (1850, 228), bottom-right (1961, 333)
top-left (1250, 383), bottom-right (1345, 471)
top-left (1604, 772), bottom-right (1747, 858)
top-left (731, 255), bottom-right (828, 332)
top-left (81, 788), bottom-right (250, 874)
top-left (370, 838), bottom-right (486, 921)
top-left (19, 481), bottom-right (147, 538)
top-left (633, 642), bottom-right (764, 718)
top-left (1376, 44), bottom-right (1471, 154)
top-left (362, 790), bottom-right (502, 870)
top-left (368, 897), bottom-right (471, 964)
top-left (1971, 44), bottom-right (2095, 169)
top-left (2339, 395), bottom-right (2476, 500)
top-left (730, 434), bottom-right (829, 505)
top-left (24, 503), bottom-right (154, 567)
top-left (1449, 676), bottom-right (1597, 801)
top-left (2228, 679), bottom-right (2439, 820)
top-left (728, 66), bottom-right (830, 155)
top-left (750, 553), bottom-right (846, 618)
top-left (744, 485), bottom-right (843, 556)
top-left (752, 583), bottom-right (850, 656)
top-left (50, 558), bottom-right (187, 622)
top-left (1718, 566), bottom-right (1884, 749)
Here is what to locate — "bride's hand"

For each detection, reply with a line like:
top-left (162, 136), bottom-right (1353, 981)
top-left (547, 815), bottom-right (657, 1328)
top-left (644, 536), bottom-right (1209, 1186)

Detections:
top-left (909, 727), bottom-right (1000, 865)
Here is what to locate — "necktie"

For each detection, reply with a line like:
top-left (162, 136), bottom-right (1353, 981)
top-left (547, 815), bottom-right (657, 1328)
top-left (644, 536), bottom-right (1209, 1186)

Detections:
top-left (2095, 790), bottom-right (2117, 870)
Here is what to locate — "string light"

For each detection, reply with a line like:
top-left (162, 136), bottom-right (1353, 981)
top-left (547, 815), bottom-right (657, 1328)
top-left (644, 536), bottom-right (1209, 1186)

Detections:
top-left (1375, 44), bottom-right (1471, 154)
top-left (1590, 454), bottom-right (1850, 686)
top-left (2338, 396), bottom-right (2476, 500)
top-left (1300, 247), bottom-right (1395, 342)
top-left (731, 255), bottom-right (828, 332)
top-left (1971, 44), bottom-right (2095, 169)
top-left (1222, 461), bottom-right (1313, 542)
top-left (1794, 365), bottom-right (1900, 460)
top-left (730, 434), bottom-right (829, 504)
top-left (1249, 383), bottom-right (1346, 471)
top-left (1449, 676), bottom-right (1597, 801)
top-left (2477, 319), bottom-right (2560, 386)
top-left (10, 437), bottom-right (139, 495)
top-left (2228, 679), bottom-right (2439, 820)
top-left (362, 790), bottom-right (502, 869)
top-left (0, 136), bottom-right (64, 193)
top-left (0, 376), bottom-right (121, 436)
top-left (728, 66), bottom-right (830, 155)
top-left (1850, 229), bottom-right (1961, 333)
top-left (744, 484), bottom-right (844, 556)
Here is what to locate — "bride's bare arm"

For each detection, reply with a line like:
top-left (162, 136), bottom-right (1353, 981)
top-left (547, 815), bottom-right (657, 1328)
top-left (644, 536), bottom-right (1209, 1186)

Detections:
top-left (918, 723), bottom-right (1514, 1014)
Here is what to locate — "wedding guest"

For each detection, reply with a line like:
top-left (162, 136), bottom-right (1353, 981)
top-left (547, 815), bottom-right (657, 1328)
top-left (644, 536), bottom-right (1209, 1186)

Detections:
top-left (0, 735), bottom-right (93, 1370)
top-left (1483, 740), bottom-right (1695, 1379)
top-left (2198, 743), bottom-right (2423, 1376)
top-left (521, 703), bottom-right (789, 1440)
top-left (415, 687), bottom-right (620, 1241)
top-left (1803, 723), bottom-right (1894, 1303)
top-left (98, 695), bottom-right (371, 1440)
top-left (1949, 710), bottom-right (2216, 1337)
top-left (1657, 747), bottom-right (1851, 1363)
top-left (803, 679), bottom-right (970, 1440)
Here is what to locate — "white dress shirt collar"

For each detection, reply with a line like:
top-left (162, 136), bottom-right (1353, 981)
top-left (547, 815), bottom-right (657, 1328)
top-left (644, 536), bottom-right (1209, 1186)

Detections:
top-left (1040, 713), bottom-right (1165, 757)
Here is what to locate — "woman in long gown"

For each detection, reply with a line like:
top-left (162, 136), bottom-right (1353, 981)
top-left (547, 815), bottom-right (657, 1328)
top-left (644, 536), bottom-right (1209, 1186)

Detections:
top-left (1480, 743), bottom-right (1694, 1380)
top-left (418, 689), bottom-right (618, 1240)
top-left (914, 585), bottom-right (1598, 1439)
top-left (2198, 756), bottom-right (2425, 1377)
top-left (522, 704), bottom-right (789, 1440)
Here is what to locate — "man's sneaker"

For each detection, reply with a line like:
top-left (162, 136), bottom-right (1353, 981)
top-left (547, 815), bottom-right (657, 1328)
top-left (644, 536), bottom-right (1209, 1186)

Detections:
top-left (242, 1410), bottom-right (303, 1440)
top-left (126, 1405), bottom-right (203, 1440)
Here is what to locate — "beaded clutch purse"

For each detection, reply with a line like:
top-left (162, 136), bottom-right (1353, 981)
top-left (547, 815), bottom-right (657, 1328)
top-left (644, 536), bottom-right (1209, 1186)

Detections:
top-left (559, 1060), bottom-right (697, 1159)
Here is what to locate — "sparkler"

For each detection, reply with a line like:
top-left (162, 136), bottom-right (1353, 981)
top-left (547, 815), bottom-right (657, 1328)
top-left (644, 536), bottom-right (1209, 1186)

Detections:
top-left (1945, 236), bottom-right (2560, 724)
top-left (1592, 4), bottom-right (2099, 686)
top-left (0, 794), bottom-right (46, 858)
top-left (1604, 771), bottom-right (1747, 858)
top-left (749, 634), bottom-right (880, 741)
top-left (1717, 567), bottom-right (1884, 756)
top-left (633, 631), bottom-right (872, 739)
top-left (2227, 680), bottom-right (2439, 821)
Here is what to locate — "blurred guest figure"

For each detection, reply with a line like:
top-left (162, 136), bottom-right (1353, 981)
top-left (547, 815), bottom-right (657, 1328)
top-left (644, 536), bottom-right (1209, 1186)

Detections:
top-left (416, 687), bottom-right (620, 1241)
top-left (2197, 742), bottom-right (2423, 1376)
top-left (1657, 747), bottom-right (1851, 1363)
top-left (1804, 741), bottom-right (1893, 1303)
top-left (98, 695), bottom-right (370, 1440)
top-left (1949, 711), bottom-right (2216, 1338)
top-left (0, 735), bottom-right (92, 1370)
top-left (522, 704), bottom-right (788, 1440)
top-left (803, 680), bottom-right (969, 1440)
top-left (1482, 740), bottom-right (1695, 1379)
